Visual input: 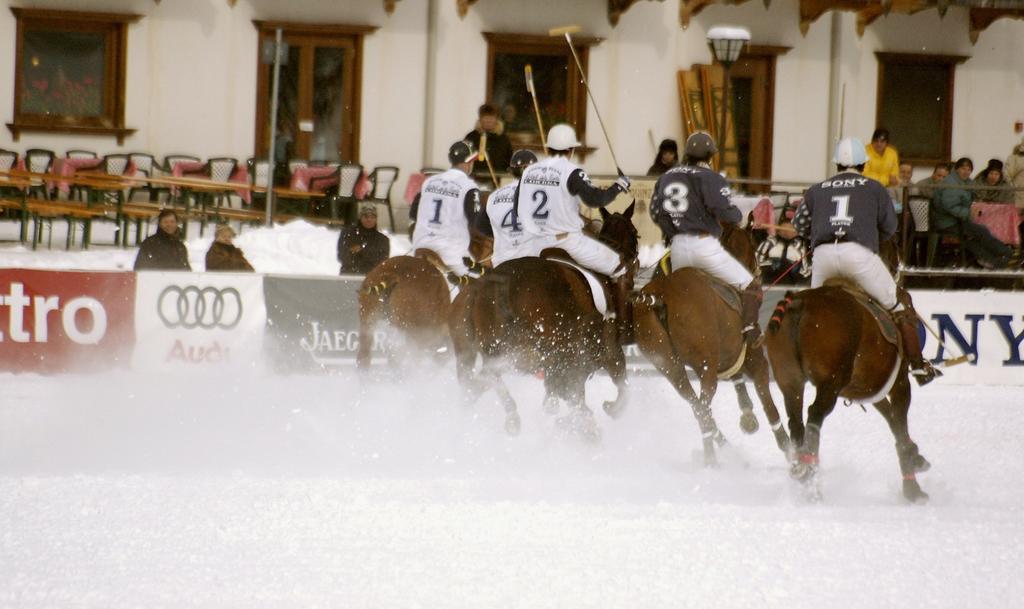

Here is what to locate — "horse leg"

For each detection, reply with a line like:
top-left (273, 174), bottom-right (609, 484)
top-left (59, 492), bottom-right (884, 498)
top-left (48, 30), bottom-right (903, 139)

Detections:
top-left (483, 367), bottom-right (521, 436)
top-left (790, 384), bottom-right (840, 501)
top-left (732, 378), bottom-right (759, 434)
top-left (651, 357), bottom-right (720, 467)
top-left (875, 372), bottom-right (930, 503)
top-left (555, 374), bottom-right (600, 442)
top-left (743, 350), bottom-right (793, 459)
top-left (601, 341), bottom-right (629, 420)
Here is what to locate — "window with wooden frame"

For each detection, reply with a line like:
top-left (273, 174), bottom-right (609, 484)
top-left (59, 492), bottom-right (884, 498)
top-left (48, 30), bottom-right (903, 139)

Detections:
top-left (875, 52), bottom-right (967, 165)
top-left (483, 32), bottom-right (600, 158)
top-left (7, 8), bottom-right (139, 144)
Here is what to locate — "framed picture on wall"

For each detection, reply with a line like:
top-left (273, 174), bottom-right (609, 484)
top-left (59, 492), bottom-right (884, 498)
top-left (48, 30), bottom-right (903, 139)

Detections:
top-left (7, 8), bottom-right (140, 144)
top-left (483, 32), bottom-right (600, 159)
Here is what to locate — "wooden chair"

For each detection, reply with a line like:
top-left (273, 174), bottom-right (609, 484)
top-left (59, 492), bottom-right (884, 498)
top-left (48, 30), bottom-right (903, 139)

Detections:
top-left (65, 149), bottom-right (98, 160)
top-left (906, 197), bottom-right (931, 266)
top-left (365, 166), bottom-right (400, 231)
top-left (127, 152), bottom-right (160, 202)
top-left (0, 149), bottom-right (19, 200)
top-left (24, 149), bottom-right (55, 200)
top-left (328, 162), bottom-right (364, 223)
top-left (247, 157), bottom-right (273, 210)
top-left (926, 206), bottom-right (968, 268)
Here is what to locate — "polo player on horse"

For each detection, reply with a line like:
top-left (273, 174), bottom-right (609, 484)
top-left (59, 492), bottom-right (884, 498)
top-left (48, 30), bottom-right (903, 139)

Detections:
top-left (409, 139), bottom-right (482, 280)
top-left (515, 123), bottom-right (633, 341)
top-left (649, 131), bottom-right (765, 348)
top-left (792, 137), bottom-right (940, 386)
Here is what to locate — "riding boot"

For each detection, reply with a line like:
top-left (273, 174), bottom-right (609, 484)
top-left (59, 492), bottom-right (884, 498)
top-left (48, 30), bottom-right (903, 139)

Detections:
top-left (893, 307), bottom-right (942, 386)
top-left (740, 279), bottom-right (764, 348)
top-left (612, 273), bottom-right (634, 345)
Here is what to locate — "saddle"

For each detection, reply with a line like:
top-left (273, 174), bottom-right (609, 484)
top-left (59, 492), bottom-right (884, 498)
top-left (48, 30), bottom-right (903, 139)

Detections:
top-left (540, 247), bottom-right (612, 316)
top-left (821, 278), bottom-right (899, 347)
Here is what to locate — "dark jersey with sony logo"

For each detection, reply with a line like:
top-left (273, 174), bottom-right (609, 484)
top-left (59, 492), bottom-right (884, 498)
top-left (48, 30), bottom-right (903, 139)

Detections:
top-left (793, 171), bottom-right (897, 253)
top-left (649, 164), bottom-right (741, 241)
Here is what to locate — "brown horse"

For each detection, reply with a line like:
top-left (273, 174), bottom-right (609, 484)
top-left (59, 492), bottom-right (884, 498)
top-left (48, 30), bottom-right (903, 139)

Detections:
top-left (634, 222), bottom-right (791, 466)
top-left (765, 284), bottom-right (931, 503)
top-left (357, 254), bottom-right (452, 369)
top-left (451, 205), bottom-right (639, 438)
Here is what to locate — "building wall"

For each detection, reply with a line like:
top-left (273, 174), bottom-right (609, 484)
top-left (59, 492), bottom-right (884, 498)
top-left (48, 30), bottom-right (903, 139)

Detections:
top-left (1, 0), bottom-right (1021, 211)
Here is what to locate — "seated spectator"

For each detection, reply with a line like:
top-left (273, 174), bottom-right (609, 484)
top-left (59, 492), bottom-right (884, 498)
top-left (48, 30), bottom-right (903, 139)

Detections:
top-left (338, 204), bottom-right (390, 274)
top-left (205, 223), bottom-right (254, 272)
top-left (755, 221), bottom-right (809, 285)
top-left (933, 157), bottom-right (1013, 269)
top-left (911, 162), bottom-right (949, 199)
top-left (863, 128), bottom-right (899, 187)
top-left (887, 161), bottom-right (914, 213)
top-left (134, 209), bottom-right (191, 271)
top-left (1006, 135), bottom-right (1024, 211)
top-left (647, 139), bottom-right (679, 176)
top-left (973, 160), bottom-right (1014, 203)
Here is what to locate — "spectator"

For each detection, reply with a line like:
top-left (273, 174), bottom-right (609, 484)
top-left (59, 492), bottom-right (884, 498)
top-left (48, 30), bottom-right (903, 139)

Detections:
top-left (647, 139), bottom-right (679, 176)
top-left (464, 103), bottom-right (512, 180)
top-left (863, 128), bottom-right (900, 187)
top-left (887, 161), bottom-right (914, 212)
top-left (932, 157), bottom-right (1013, 269)
top-left (911, 162), bottom-right (949, 199)
top-left (1006, 135), bottom-right (1024, 210)
top-left (205, 223), bottom-right (254, 272)
top-left (338, 204), bottom-right (390, 274)
top-left (134, 209), bottom-right (191, 271)
top-left (754, 221), bottom-right (809, 285)
top-left (973, 160), bottom-right (1014, 203)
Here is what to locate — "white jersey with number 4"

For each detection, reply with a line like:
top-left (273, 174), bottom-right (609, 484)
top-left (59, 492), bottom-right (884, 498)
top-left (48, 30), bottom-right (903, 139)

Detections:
top-left (486, 182), bottom-right (534, 267)
top-left (412, 168), bottom-right (477, 266)
top-left (517, 156), bottom-right (584, 237)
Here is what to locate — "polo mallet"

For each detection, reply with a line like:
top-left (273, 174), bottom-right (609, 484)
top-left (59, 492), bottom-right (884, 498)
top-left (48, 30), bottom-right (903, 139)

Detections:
top-left (524, 64), bottom-right (547, 150)
top-left (549, 24), bottom-right (623, 173)
top-left (917, 312), bottom-right (975, 367)
top-left (478, 132), bottom-right (500, 188)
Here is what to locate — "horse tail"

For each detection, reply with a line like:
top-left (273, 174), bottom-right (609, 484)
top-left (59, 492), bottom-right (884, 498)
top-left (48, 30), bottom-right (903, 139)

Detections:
top-left (767, 291), bottom-right (799, 334)
top-left (361, 277), bottom-right (397, 303)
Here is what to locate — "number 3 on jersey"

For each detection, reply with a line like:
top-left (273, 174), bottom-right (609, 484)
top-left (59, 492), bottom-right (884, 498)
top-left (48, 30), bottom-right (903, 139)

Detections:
top-left (662, 182), bottom-right (689, 213)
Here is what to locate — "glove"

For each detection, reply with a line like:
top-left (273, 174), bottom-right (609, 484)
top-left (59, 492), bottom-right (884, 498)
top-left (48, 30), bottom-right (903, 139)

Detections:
top-left (614, 170), bottom-right (631, 193)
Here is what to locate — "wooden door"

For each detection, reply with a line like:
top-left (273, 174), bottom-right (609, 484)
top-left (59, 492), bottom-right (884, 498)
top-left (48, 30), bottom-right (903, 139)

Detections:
top-left (255, 23), bottom-right (373, 164)
top-left (728, 47), bottom-right (785, 183)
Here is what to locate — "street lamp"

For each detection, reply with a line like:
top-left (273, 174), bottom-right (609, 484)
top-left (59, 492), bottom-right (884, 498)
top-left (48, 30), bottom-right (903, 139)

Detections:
top-left (706, 26), bottom-right (750, 169)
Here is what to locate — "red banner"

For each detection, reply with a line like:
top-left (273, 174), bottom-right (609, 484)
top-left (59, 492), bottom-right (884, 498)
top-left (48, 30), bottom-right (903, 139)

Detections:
top-left (0, 269), bottom-right (136, 373)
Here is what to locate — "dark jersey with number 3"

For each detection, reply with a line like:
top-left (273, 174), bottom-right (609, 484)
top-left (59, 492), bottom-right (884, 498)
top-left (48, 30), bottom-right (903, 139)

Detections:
top-left (792, 171), bottom-right (896, 253)
top-left (649, 164), bottom-right (741, 240)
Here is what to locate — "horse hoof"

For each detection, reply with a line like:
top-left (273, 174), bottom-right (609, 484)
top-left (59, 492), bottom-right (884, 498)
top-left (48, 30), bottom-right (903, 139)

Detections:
top-left (914, 454), bottom-right (931, 473)
top-left (603, 399), bottom-right (626, 420)
top-left (505, 414), bottom-right (521, 436)
top-left (543, 396), bottom-right (560, 415)
top-left (903, 483), bottom-right (929, 504)
top-left (790, 461), bottom-right (815, 482)
top-left (739, 410), bottom-right (759, 435)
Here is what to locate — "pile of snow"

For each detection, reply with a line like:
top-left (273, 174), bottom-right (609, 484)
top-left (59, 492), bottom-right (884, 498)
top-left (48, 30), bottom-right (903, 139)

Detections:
top-left (0, 218), bottom-right (666, 274)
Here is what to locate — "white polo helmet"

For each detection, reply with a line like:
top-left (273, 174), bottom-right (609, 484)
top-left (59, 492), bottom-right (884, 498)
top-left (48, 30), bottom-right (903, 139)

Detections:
top-left (547, 124), bottom-right (581, 151)
top-left (834, 137), bottom-right (868, 167)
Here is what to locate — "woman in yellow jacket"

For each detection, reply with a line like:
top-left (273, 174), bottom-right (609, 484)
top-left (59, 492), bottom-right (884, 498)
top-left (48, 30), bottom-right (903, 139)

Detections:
top-left (863, 128), bottom-right (900, 187)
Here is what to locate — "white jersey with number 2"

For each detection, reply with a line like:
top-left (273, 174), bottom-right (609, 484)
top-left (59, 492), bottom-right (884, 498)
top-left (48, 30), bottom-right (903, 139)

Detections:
top-left (517, 156), bottom-right (584, 237)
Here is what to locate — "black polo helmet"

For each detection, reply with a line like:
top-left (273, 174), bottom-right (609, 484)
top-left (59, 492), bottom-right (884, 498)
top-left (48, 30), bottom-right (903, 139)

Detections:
top-left (508, 149), bottom-right (538, 174)
top-left (684, 131), bottom-right (718, 159)
top-left (448, 140), bottom-right (479, 165)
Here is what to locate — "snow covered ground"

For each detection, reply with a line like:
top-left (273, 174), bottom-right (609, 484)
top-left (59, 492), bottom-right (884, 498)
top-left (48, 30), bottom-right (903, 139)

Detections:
top-left (2, 219), bottom-right (1021, 608)
top-left (1, 366), bottom-right (1022, 609)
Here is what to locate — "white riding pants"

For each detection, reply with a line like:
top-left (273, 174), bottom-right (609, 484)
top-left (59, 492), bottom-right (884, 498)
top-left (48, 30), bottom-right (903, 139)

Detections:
top-left (811, 242), bottom-right (897, 309)
top-left (670, 233), bottom-right (753, 289)
top-left (558, 232), bottom-right (623, 277)
top-left (413, 236), bottom-right (469, 276)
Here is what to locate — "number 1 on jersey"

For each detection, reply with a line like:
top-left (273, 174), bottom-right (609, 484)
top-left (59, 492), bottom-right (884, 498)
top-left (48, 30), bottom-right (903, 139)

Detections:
top-left (829, 195), bottom-right (853, 226)
top-left (430, 198), bottom-right (443, 224)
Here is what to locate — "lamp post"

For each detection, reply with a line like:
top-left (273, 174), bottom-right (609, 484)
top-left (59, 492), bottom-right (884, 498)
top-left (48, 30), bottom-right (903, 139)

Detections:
top-left (706, 26), bottom-right (750, 171)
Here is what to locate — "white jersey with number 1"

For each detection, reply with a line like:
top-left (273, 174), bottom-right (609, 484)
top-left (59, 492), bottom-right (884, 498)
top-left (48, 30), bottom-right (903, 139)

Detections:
top-left (412, 168), bottom-right (477, 268)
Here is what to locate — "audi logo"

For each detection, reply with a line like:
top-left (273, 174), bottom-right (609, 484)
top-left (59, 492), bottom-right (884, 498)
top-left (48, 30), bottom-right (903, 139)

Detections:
top-left (157, 285), bottom-right (243, 330)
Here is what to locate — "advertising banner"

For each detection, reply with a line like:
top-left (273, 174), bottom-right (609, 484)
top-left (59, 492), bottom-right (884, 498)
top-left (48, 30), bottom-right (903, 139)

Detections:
top-left (263, 274), bottom-right (387, 372)
top-left (0, 269), bottom-right (136, 373)
top-left (133, 272), bottom-right (266, 370)
top-left (911, 289), bottom-right (1024, 386)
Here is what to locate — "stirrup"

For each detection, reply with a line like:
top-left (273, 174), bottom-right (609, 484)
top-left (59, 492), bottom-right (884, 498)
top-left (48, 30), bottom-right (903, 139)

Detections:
top-left (742, 324), bottom-right (764, 348)
top-left (910, 362), bottom-right (942, 387)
